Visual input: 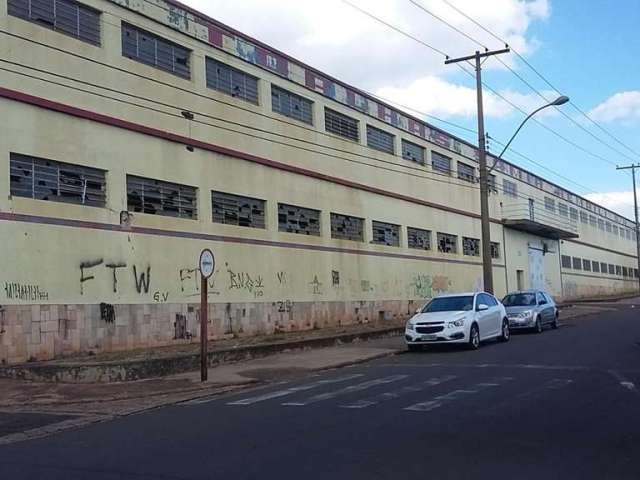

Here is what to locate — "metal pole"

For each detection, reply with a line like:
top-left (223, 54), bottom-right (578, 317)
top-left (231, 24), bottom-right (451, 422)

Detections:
top-left (475, 52), bottom-right (494, 294)
top-left (616, 164), bottom-right (640, 292)
top-left (633, 167), bottom-right (640, 292)
top-left (445, 48), bottom-right (510, 295)
top-left (200, 275), bottom-right (208, 382)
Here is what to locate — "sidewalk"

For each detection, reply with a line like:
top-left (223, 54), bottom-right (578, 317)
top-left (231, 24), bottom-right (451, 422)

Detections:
top-left (0, 301), bottom-right (627, 445)
top-left (0, 321), bottom-right (404, 383)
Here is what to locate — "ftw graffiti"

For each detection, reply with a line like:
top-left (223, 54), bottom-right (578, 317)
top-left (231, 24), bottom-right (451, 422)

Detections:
top-left (79, 259), bottom-right (151, 295)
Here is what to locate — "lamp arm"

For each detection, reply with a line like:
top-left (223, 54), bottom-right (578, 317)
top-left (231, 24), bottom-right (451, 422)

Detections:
top-left (487, 103), bottom-right (550, 173)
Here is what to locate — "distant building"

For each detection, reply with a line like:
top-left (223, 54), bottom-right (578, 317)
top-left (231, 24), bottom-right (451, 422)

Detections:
top-left (0, 0), bottom-right (637, 363)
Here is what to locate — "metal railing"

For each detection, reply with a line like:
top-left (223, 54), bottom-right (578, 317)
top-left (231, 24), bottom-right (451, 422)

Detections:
top-left (501, 203), bottom-right (579, 236)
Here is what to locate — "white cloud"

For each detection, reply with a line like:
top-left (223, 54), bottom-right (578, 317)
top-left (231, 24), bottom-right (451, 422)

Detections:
top-left (377, 78), bottom-right (558, 119)
top-left (584, 190), bottom-right (639, 220)
top-left (588, 91), bottom-right (640, 124)
top-left (181, 0), bottom-right (550, 91)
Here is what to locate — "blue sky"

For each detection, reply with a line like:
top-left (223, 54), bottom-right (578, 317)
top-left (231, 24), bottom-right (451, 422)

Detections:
top-left (185, 0), bottom-right (640, 219)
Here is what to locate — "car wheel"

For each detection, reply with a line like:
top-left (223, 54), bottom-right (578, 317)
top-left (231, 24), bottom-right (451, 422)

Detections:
top-left (407, 344), bottom-right (422, 352)
top-left (468, 324), bottom-right (480, 350)
top-left (552, 313), bottom-right (559, 329)
top-left (534, 316), bottom-right (543, 334)
top-left (499, 318), bottom-right (510, 342)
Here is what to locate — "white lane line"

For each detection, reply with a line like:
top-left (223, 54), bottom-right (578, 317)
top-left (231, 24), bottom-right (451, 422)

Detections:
top-left (380, 363), bottom-right (591, 372)
top-left (340, 375), bottom-right (457, 409)
top-left (282, 375), bottom-right (408, 406)
top-left (405, 377), bottom-right (513, 413)
top-left (608, 370), bottom-right (638, 395)
top-left (226, 374), bottom-right (364, 405)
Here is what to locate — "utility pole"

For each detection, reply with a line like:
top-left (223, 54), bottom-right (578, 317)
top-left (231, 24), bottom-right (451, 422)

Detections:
top-left (445, 48), bottom-right (509, 294)
top-left (616, 164), bottom-right (640, 292)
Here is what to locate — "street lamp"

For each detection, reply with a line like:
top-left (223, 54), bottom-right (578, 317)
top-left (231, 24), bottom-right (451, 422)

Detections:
top-left (479, 94), bottom-right (569, 293)
top-left (489, 96), bottom-right (569, 172)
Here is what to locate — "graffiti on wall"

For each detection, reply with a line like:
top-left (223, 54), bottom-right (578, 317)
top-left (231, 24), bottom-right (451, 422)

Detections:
top-left (408, 274), bottom-right (451, 299)
top-left (226, 263), bottom-right (264, 298)
top-left (4, 282), bottom-right (49, 301)
top-left (80, 259), bottom-right (152, 296)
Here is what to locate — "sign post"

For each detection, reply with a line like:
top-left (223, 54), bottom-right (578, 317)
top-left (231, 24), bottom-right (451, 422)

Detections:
top-left (199, 249), bottom-right (215, 382)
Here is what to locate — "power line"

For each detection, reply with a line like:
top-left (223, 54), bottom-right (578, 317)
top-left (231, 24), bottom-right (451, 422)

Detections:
top-left (0, 24), bottom-right (635, 223)
top-left (7, 60), bottom-right (637, 232)
top-left (404, 0), bottom-right (638, 165)
top-left (2, 57), bottom-right (609, 223)
top-left (439, 0), bottom-right (640, 160)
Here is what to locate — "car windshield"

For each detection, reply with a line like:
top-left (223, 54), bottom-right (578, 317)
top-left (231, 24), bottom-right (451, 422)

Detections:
top-left (422, 296), bottom-right (474, 313)
top-left (502, 293), bottom-right (537, 307)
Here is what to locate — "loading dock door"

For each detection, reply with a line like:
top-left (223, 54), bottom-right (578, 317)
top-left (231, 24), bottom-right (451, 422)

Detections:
top-left (528, 247), bottom-right (545, 291)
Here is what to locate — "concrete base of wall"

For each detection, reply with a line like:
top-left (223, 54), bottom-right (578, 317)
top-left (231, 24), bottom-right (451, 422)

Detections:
top-left (0, 299), bottom-right (416, 365)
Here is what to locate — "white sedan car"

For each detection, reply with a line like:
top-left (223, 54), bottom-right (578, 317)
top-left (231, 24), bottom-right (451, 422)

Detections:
top-left (405, 292), bottom-right (510, 351)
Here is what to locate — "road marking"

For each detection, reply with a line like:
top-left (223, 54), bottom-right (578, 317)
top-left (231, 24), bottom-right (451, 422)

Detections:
top-left (405, 377), bottom-right (513, 413)
top-left (381, 363), bottom-right (591, 372)
top-left (282, 375), bottom-right (408, 406)
top-left (340, 375), bottom-right (457, 409)
top-left (226, 374), bottom-right (364, 405)
top-left (608, 370), bottom-right (639, 395)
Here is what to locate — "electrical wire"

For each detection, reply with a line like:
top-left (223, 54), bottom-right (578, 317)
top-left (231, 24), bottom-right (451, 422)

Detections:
top-left (438, 0), bottom-right (640, 161)
top-left (0, 18), bottom-right (635, 227)
top-left (4, 57), bottom-right (638, 235)
top-left (403, 0), bottom-right (638, 166)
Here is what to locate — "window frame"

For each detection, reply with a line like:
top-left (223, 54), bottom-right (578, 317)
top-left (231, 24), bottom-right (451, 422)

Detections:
top-left (271, 84), bottom-right (313, 124)
top-left (127, 174), bottom-right (197, 219)
top-left (211, 190), bottom-right (266, 229)
top-left (324, 108), bottom-right (359, 142)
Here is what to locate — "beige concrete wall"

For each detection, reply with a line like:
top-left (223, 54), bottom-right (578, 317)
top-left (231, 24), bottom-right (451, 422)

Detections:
top-left (0, 0), bottom-right (638, 363)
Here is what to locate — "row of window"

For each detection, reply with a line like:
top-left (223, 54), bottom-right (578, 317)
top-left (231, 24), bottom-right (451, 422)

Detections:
top-left (545, 196), bottom-right (637, 242)
top-left (9, 153), bottom-right (500, 258)
top-left (561, 255), bottom-right (638, 279)
top-left (9, 0), bottom-right (637, 235)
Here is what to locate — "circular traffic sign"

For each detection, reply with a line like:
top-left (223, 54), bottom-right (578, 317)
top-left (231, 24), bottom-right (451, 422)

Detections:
top-left (199, 249), bottom-right (215, 279)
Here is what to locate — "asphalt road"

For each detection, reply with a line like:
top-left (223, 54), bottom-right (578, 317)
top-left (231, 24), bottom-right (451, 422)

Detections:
top-left (1, 306), bottom-right (639, 480)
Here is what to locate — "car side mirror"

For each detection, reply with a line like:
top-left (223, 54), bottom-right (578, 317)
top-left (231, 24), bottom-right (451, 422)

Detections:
top-left (477, 304), bottom-right (489, 312)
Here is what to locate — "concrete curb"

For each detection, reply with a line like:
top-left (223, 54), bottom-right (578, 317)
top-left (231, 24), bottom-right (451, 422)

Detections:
top-left (0, 326), bottom-right (403, 383)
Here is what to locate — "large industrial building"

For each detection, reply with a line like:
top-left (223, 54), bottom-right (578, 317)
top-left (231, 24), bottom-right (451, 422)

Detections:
top-left (0, 0), bottom-right (638, 364)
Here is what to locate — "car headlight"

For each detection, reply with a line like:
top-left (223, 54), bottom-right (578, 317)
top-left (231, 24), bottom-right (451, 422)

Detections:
top-left (517, 310), bottom-right (534, 319)
top-left (447, 319), bottom-right (464, 328)
top-left (406, 322), bottom-right (415, 331)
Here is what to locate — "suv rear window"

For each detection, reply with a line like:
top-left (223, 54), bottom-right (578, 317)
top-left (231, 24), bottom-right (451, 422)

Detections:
top-left (502, 293), bottom-right (536, 307)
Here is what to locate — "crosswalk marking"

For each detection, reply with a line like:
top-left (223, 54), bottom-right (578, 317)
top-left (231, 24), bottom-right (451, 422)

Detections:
top-left (282, 375), bottom-right (408, 406)
top-left (340, 375), bottom-right (457, 409)
top-left (227, 374), bottom-right (364, 406)
top-left (405, 377), bottom-right (513, 412)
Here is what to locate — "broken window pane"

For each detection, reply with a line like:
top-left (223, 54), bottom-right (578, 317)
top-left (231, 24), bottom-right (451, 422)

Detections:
top-left (10, 153), bottom-right (106, 207)
top-left (330, 213), bottom-right (364, 241)
top-left (490, 242), bottom-right (500, 259)
top-left (437, 232), bottom-right (457, 254)
top-left (371, 221), bottom-right (400, 246)
top-left (457, 162), bottom-right (475, 183)
top-left (432, 151), bottom-right (451, 174)
top-left (122, 23), bottom-right (190, 79)
top-left (8, 0), bottom-right (101, 45)
top-left (207, 58), bottom-right (259, 104)
top-left (212, 191), bottom-right (265, 228)
top-left (272, 85), bottom-right (313, 124)
top-left (127, 175), bottom-right (197, 219)
top-left (278, 203), bottom-right (320, 236)
top-left (401, 140), bottom-right (425, 164)
top-left (462, 237), bottom-right (480, 256)
top-left (407, 227), bottom-right (431, 250)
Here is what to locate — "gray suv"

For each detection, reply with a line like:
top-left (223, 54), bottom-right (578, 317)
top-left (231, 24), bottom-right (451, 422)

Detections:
top-left (502, 290), bottom-right (558, 333)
